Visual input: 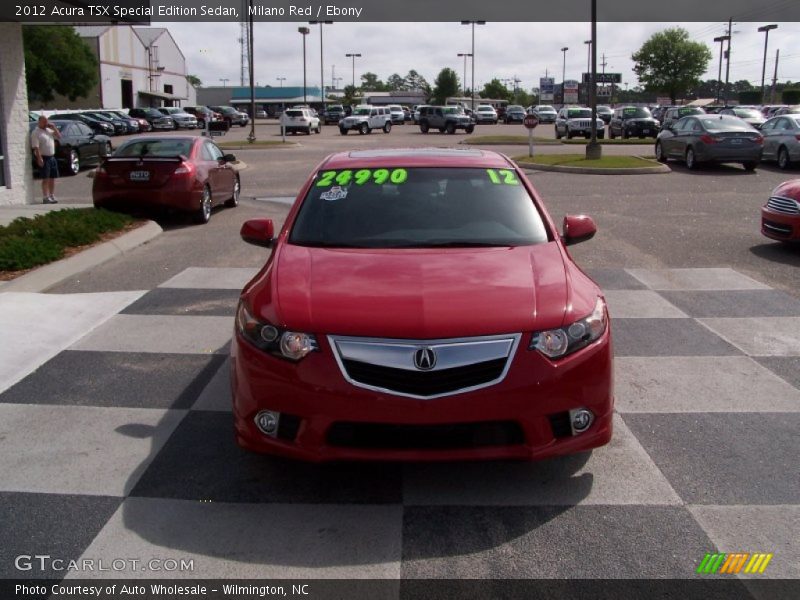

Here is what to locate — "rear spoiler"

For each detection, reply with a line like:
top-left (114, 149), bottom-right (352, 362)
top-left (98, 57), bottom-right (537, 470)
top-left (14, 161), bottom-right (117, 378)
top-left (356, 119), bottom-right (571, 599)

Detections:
top-left (104, 154), bottom-right (188, 162)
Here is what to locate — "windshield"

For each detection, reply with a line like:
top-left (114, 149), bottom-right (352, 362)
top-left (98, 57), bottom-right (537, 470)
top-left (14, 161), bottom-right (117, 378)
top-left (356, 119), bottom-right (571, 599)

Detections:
top-left (443, 107), bottom-right (463, 114)
top-left (537, 106), bottom-right (556, 112)
top-left (567, 109), bottom-right (592, 118)
top-left (508, 106), bottom-right (524, 112)
top-left (622, 107), bottom-right (652, 119)
top-left (734, 108), bottom-right (762, 119)
top-left (477, 106), bottom-right (494, 112)
top-left (289, 167), bottom-right (549, 248)
top-left (352, 108), bottom-right (371, 115)
top-left (679, 107), bottom-right (704, 117)
top-left (116, 139), bottom-right (194, 157)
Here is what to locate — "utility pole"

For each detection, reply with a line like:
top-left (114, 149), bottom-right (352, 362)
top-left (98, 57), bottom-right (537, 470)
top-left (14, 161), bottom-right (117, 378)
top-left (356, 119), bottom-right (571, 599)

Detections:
top-left (586, 0), bottom-right (600, 160)
top-left (713, 35), bottom-right (729, 104)
top-left (758, 24), bottom-right (778, 103)
top-left (724, 18), bottom-right (732, 105)
top-left (771, 48), bottom-right (779, 104)
top-left (600, 53), bottom-right (607, 101)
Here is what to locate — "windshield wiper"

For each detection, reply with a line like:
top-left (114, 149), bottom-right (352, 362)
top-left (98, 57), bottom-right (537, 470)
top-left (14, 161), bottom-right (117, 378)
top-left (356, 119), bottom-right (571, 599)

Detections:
top-left (421, 241), bottom-right (509, 248)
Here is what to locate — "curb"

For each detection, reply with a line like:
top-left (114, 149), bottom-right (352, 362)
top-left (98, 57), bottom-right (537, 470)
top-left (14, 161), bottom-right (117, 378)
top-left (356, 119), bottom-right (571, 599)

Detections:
top-left (216, 143), bottom-right (300, 150)
top-left (0, 220), bottom-right (163, 293)
top-left (460, 140), bottom-right (561, 146)
top-left (517, 160), bottom-right (669, 175)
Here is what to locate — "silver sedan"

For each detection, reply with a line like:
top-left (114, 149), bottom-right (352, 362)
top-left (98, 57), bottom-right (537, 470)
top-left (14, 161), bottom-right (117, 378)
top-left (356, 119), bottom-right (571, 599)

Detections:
top-left (655, 115), bottom-right (763, 171)
top-left (761, 114), bottom-right (800, 170)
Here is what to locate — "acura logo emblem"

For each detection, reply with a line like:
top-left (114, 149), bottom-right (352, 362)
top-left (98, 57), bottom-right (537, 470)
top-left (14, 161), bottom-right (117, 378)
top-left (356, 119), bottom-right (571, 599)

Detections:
top-left (413, 347), bottom-right (436, 371)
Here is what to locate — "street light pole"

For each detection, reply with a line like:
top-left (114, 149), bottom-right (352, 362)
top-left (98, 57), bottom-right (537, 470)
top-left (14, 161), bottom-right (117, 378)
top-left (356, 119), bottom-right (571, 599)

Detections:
top-left (276, 77), bottom-right (286, 87)
top-left (219, 78), bottom-right (229, 87)
top-left (461, 21), bottom-right (486, 111)
top-left (713, 35), bottom-right (729, 104)
top-left (584, 39), bottom-right (591, 102)
top-left (561, 46), bottom-right (568, 105)
top-left (586, 0), bottom-right (601, 159)
top-left (345, 53), bottom-right (361, 89)
top-left (724, 18), bottom-right (733, 105)
top-left (309, 21), bottom-right (333, 112)
top-left (758, 24), bottom-right (777, 104)
top-left (298, 27), bottom-right (310, 105)
top-left (457, 52), bottom-right (472, 97)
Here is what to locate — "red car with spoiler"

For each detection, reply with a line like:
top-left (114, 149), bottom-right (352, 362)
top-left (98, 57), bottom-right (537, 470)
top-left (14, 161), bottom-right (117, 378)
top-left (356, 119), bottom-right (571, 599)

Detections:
top-left (92, 136), bottom-right (240, 224)
top-left (231, 148), bottom-right (614, 462)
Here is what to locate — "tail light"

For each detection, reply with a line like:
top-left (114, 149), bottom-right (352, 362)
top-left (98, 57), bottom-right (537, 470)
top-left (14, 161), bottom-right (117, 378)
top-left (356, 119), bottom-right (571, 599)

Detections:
top-left (700, 134), bottom-right (721, 144)
top-left (174, 161), bottom-right (195, 176)
top-left (754, 135), bottom-right (764, 145)
top-left (95, 165), bottom-right (108, 178)
top-left (795, 134), bottom-right (800, 141)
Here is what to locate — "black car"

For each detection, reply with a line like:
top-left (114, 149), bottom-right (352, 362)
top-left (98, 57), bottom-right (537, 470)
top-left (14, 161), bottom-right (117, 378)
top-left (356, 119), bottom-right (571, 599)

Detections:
top-left (104, 110), bottom-right (141, 134)
top-left (128, 107), bottom-right (175, 130)
top-left (504, 105), bottom-right (527, 124)
top-left (323, 104), bottom-right (345, 124)
top-left (609, 106), bottom-right (660, 139)
top-left (51, 113), bottom-right (115, 136)
top-left (29, 120), bottom-right (112, 176)
top-left (660, 106), bottom-right (706, 130)
top-left (84, 111), bottom-right (127, 135)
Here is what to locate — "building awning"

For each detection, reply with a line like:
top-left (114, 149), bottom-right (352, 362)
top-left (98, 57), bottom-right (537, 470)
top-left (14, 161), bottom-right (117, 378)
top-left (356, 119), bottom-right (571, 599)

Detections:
top-left (686, 98), bottom-right (717, 107)
top-left (230, 96), bottom-right (323, 105)
top-left (138, 90), bottom-right (187, 101)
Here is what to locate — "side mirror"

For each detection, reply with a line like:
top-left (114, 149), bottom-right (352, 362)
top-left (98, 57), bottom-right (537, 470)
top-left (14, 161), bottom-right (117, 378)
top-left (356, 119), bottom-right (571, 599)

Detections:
top-left (221, 153), bottom-right (236, 163)
top-left (240, 219), bottom-right (274, 248)
top-left (562, 215), bottom-right (597, 246)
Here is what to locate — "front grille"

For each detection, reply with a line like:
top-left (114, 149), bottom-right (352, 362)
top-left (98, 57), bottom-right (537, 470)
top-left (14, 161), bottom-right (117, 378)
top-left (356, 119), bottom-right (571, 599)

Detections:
top-left (766, 196), bottom-right (800, 215)
top-left (326, 420), bottom-right (524, 450)
top-left (762, 219), bottom-right (793, 237)
top-left (342, 358), bottom-right (506, 397)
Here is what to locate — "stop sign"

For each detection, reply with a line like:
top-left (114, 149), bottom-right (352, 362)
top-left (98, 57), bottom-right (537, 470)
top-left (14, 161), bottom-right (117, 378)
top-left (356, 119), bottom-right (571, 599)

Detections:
top-left (523, 114), bottom-right (539, 129)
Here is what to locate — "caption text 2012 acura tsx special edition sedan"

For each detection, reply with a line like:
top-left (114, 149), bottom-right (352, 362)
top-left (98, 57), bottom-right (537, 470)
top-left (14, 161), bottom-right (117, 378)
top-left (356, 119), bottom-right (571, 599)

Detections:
top-left (231, 148), bottom-right (613, 462)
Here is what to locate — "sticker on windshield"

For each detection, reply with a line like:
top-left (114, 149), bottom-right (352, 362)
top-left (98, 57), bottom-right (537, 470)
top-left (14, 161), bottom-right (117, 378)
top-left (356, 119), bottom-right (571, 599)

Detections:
top-left (320, 186), bottom-right (348, 201)
top-left (486, 169), bottom-right (520, 185)
top-left (316, 168), bottom-right (408, 187)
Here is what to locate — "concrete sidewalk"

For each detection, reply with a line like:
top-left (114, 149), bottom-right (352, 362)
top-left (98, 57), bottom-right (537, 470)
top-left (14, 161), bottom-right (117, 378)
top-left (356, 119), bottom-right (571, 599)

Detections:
top-left (0, 203), bottom-right (162, 293)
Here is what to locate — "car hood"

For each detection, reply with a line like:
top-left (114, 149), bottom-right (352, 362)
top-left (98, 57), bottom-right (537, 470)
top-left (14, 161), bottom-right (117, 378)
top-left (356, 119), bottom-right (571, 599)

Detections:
top-left (262, 242), bottom-right (571, 338)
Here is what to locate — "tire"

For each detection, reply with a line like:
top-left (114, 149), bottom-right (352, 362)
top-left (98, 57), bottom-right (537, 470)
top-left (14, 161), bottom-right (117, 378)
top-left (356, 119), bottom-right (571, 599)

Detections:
top-left (610, 128), bottom-right (616, 139)
top-left (438, 127), bottom-right (446, 133)
top-left (555, 127), bottom-right (561, 140)
top-left (465, 125), bottom-right (475, 134)
top-left (340, 127), bottom-right (348, 135)
top-left (306, 127), bottom-right (311, 135)
top-left (225, 175), bottom-right (240, 208)
top-left (622, 129), bottom-right (630, 139)
top-left (446, 122), bottom-right (456, 135)
top-left (383, 122), bottom-right (392, 134)
top-left (777, 146), bottom-right (790, 170)
top-left (67, 149), bottom-right (80, 176)
top-left (566, 130), bottom-right (573, 139)
top-left (420, 121), bottom-right (429, 134)
top-left (104, 142), bottom-right (112, 157)
top-left (598, 132), bottom-right (605, 139)
top-left (742, 161), bottom-right (758, 171)
top-left (315, 126), bottom-right (321, 134)
top-left (655, 141), bottom-right (667, 163)
top-left (685, 147), bottom-right (697, 170)
top-left (359, 122), bottom-right (369, 135)
top-left (194, 185), bottom-right (212, 224)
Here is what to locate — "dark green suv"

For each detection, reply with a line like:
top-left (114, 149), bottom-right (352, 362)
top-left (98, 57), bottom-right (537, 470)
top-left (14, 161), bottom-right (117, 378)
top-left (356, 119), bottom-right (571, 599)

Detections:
top-left (418, 106), bottom-right (475, 134)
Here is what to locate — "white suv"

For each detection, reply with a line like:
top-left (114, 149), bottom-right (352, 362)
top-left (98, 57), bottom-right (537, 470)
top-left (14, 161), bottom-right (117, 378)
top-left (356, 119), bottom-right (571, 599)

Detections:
top-left (339, 105), bottom-right (392, 135)
top-left (280, 108), bottom-right (321, 135)
top-left (475, 105), bottom-right (498, 124)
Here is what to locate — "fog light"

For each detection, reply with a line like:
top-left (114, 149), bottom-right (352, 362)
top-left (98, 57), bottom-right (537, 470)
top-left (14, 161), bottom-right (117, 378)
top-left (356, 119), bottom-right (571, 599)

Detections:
top-left (255, 410), bottom-right (280, 437)
top-left (570, 408), bottom-right (594, 434)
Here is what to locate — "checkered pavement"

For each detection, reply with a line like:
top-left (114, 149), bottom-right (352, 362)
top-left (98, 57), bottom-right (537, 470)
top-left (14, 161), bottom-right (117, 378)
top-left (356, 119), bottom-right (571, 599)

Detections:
top-left (0, 267), bottom-right (798, 588)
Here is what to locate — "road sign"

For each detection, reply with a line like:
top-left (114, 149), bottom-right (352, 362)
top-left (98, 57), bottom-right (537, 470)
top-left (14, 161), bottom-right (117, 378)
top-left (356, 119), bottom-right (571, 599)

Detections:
top-left (582, 72), bottom-right (622, 84)
top-left (540, 77), bottom-right (554, 102)
top-left (523, 114), bottom-right (539, 129)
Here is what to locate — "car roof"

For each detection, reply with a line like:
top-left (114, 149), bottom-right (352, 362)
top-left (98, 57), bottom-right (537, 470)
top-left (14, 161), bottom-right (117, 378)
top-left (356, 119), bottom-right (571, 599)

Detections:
top-left (119, 135), bottom-right (199, 145)
top-left (322, 148), bottom-right (515, 170)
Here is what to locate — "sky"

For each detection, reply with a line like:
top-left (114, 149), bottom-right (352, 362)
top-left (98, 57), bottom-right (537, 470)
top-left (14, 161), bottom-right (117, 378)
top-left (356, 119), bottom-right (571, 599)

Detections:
top-left (165, 21), bottom-right (800, 94)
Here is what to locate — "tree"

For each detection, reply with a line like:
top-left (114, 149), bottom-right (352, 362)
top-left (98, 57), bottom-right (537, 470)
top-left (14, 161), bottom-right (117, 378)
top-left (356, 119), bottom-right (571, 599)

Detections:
top-left (432, 68), bottom-right (459, 105)
top-left (403, 70), bottom-right (431, 95)
top-left (186, 74), bottom-right (202, 88)
top-left (386, 73), bottom-right (405, 91)
top-left (480, 79), bottom-right (512, 101)
top-left (23, 25), bottom-right (98, 103)
top-left (631, 27), bottom-right (712, 104)
top-left (342, 85), bottom-right (358, 106)
top-left (360, 72), bottom-right (385, 92)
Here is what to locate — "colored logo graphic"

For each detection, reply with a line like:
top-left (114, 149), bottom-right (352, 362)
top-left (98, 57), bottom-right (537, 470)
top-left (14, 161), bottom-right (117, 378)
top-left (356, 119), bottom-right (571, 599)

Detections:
top-left (696, 552), bottom-right (773, 575)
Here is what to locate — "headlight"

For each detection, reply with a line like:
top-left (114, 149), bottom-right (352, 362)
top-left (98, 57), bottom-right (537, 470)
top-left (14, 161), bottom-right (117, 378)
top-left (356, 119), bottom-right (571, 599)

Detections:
top-left (236, 301), bottom-right (318, 361)
top-left (530, 297), bottom-right (607, 359)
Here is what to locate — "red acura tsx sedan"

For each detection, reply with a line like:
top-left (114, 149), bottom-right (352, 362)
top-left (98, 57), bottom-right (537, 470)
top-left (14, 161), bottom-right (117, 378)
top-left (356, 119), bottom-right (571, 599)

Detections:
top-left (761, 179), bottom-right (800, 242)
top-left (93, 136), bottom-right (240, 224)
top-left (231, 148), bottom-right (613, 462)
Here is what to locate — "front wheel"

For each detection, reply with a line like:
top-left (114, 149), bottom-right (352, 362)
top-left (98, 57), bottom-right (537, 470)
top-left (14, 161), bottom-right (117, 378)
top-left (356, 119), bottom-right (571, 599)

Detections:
top-left (383, 122), bottom-right (392, 134)
top-left (555, 127), bottom-right (561, 140)
top-left (359, 122), bottom-right (369, 135)
top-left (609, 128), bottom-right (616, 139)
top-left (685, 147), bottom-right (697, 170)
top-left (340, 127), bottom-right (348, 135)
top-left (194, 185), bottom-right (212, 224)
top-left (777, 147), bottom-right (790, 170)
top-left (67, 149), bottom-right (80, 176)
top-left (420, 121), bottom-right (429, 134)
top-left (103, 142), bottom-right (113, 157)
top-left (445, 122), bottom-right (456, 134)
top-left (225, 175), bottom-right (240, 208)
top-left (655, 141), bottom-right (667, 163)
top-left (465, 125), bottom-right (475, 134)
top-left (566, 130), bottom-right (573, 139)
top-left (742, 161), bottom-right (758, 171)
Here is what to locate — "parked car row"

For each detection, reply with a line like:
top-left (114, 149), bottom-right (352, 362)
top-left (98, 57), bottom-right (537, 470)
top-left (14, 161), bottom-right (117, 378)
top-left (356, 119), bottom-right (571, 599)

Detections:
top-left (28, 119), bottom-right (113, 176)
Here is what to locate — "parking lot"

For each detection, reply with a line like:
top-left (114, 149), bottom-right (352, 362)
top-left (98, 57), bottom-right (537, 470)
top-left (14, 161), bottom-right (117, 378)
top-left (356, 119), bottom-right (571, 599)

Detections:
top-left (2, 119), bottom-right (799, 596)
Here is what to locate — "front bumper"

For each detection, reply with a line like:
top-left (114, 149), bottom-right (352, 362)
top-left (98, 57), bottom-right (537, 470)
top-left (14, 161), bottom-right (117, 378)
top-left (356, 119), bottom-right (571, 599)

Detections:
top-left (231, 328), bottom-right (614, 462)
top-left (761, 207), bottom-right (800, 241)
